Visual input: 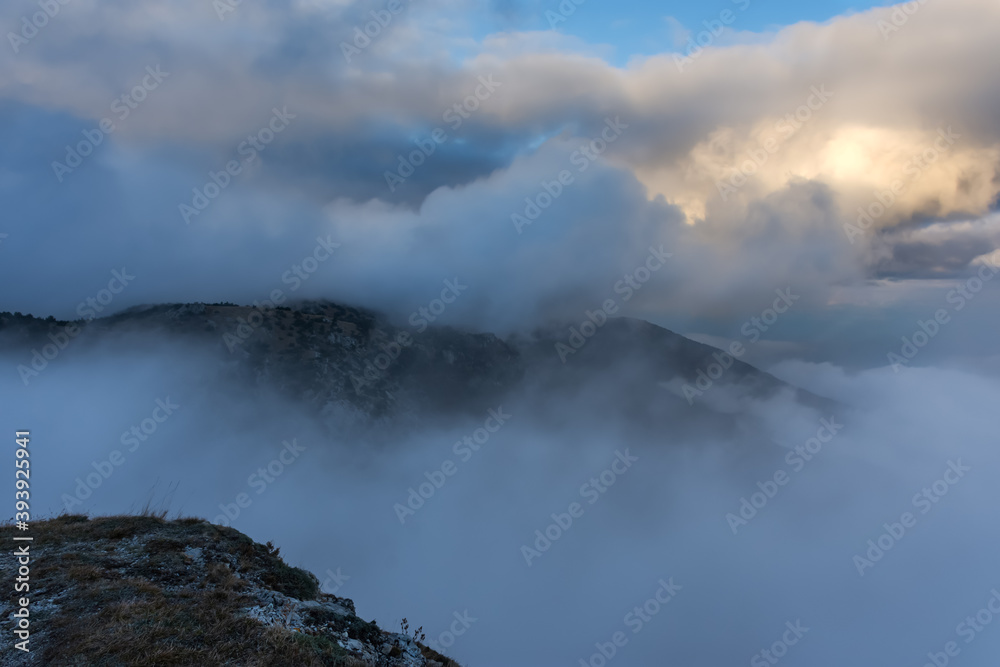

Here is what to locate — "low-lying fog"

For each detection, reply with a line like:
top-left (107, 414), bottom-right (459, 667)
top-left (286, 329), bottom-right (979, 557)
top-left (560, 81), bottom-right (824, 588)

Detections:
top-left (3, 337), bottom-right (998, 667)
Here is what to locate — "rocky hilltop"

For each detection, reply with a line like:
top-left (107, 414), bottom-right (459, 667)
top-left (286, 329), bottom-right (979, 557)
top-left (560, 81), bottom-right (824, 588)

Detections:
top-left (0, 514), bottom-right (459, 666)
top-left (0, 300), bottom-right (835, 434)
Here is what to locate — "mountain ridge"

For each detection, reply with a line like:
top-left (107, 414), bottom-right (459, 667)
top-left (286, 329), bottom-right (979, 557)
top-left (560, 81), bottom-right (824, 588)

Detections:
top-left (0, 300), bottom-right (837, 428)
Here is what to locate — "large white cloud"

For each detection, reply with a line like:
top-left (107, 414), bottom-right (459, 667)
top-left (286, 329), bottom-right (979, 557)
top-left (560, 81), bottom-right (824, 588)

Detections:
top-left (0, 0), bottom-right (998, 344)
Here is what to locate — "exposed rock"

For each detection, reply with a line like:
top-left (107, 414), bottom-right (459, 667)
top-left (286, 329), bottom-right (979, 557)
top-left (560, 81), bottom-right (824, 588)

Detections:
top-left (0, 515), bottom-right (460, 666)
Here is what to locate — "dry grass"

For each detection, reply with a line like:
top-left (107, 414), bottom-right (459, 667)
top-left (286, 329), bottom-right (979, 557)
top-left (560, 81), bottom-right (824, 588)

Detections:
top-left (0, 514), bottom-right (378, 666)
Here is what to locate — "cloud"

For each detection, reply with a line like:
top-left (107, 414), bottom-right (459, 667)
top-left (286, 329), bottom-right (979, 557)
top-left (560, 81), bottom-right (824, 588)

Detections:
top-left (870, 213), bottom-right (1000, 278)
top-left (0, 0), bottom-right (998, 348)
top-left (3, 326), bottom-right (999, 666)
top-left (2, 3), bottom-right (999, 662)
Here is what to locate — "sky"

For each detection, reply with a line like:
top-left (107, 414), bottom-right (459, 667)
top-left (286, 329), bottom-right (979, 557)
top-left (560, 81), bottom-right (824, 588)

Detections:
top-left (478, 0), bottom-right (896, 65)
top-left (2, 0), bottom-right (999, 373)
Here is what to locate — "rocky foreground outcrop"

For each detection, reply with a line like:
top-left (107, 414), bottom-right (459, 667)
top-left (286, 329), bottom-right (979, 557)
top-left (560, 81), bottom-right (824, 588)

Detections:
top-left (0, 515), bottom-right (459, 666)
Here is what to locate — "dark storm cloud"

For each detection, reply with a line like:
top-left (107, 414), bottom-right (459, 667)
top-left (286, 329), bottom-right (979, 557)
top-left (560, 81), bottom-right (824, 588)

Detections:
top-left (871, 214), bottom-right (1000, 279)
